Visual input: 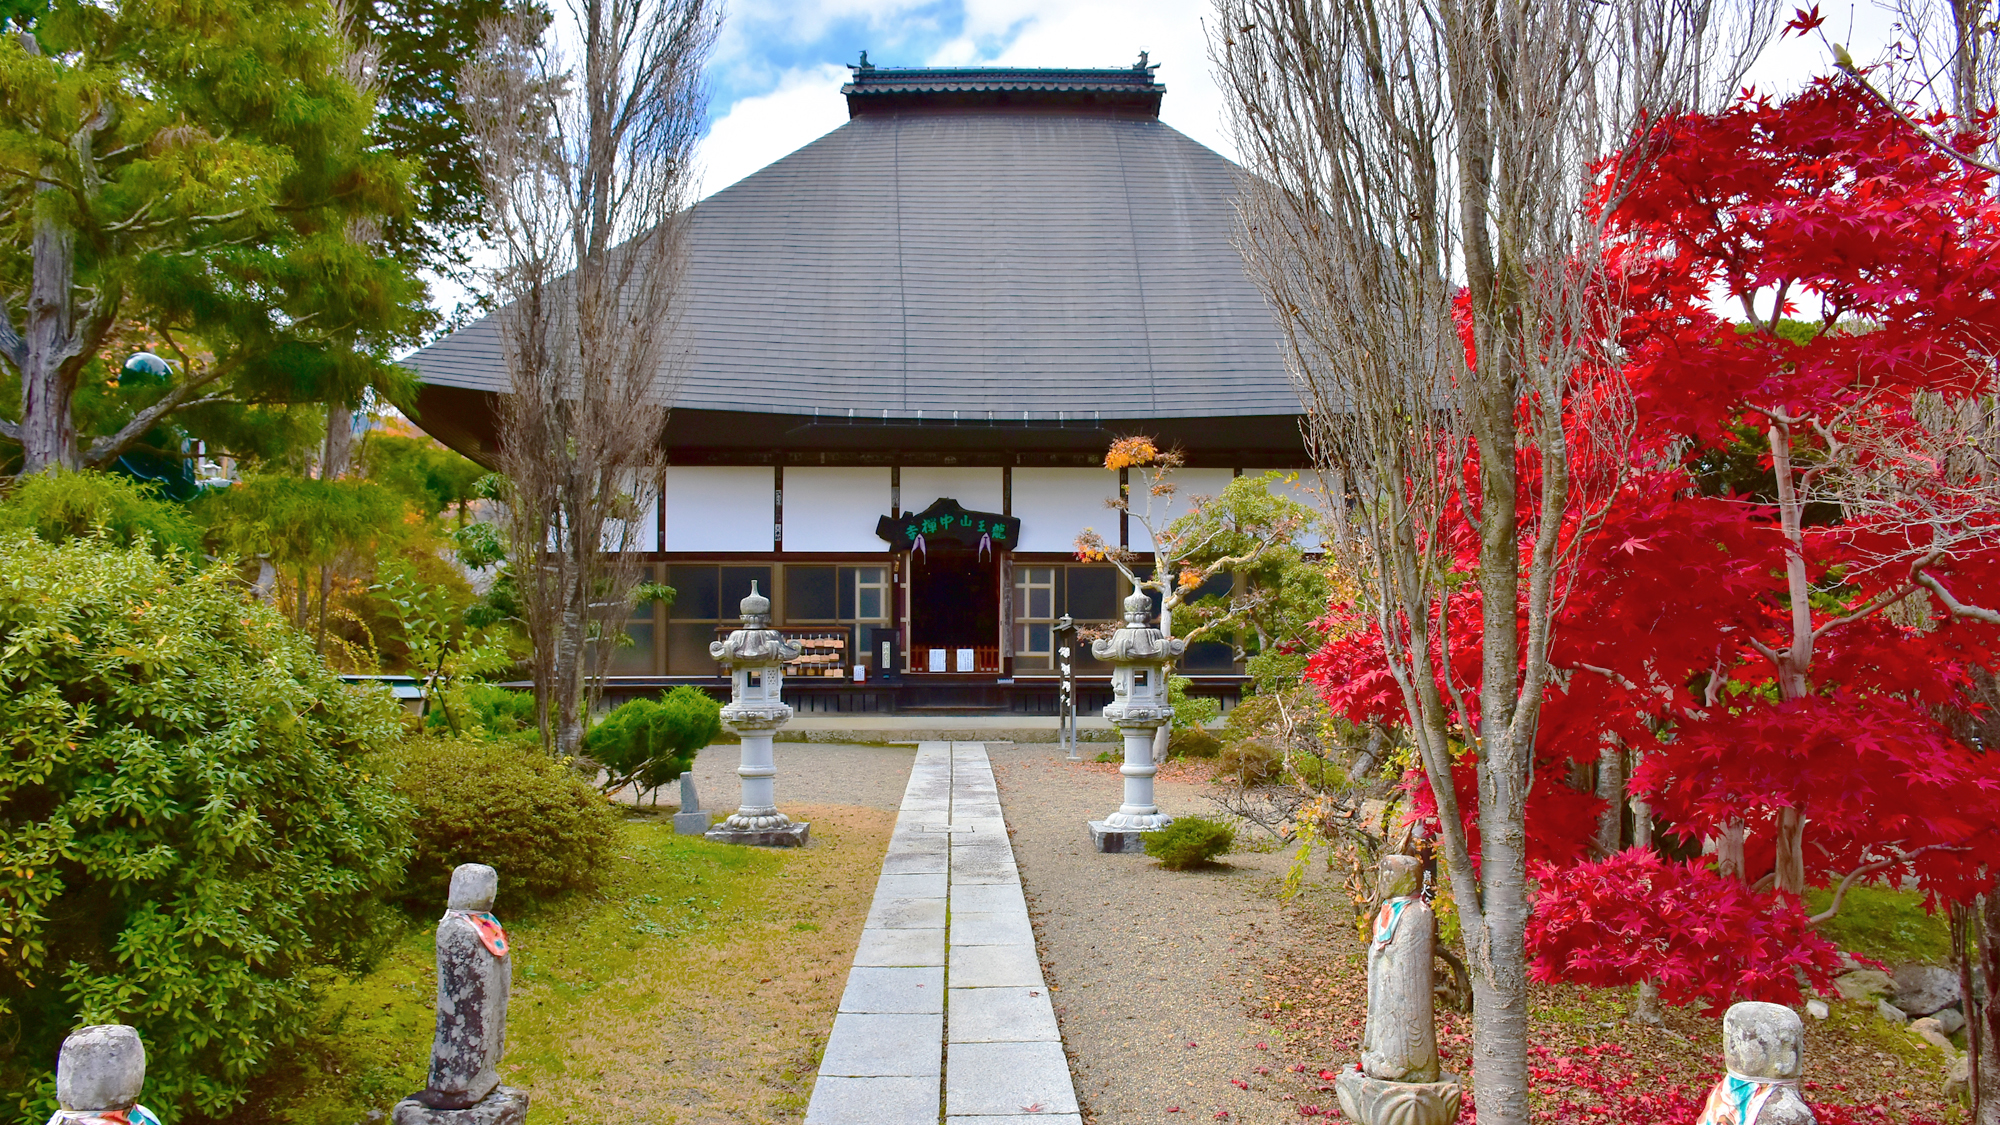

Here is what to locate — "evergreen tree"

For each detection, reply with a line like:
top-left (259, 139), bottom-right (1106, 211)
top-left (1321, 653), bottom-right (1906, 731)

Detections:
top-left (0, 0), bottom-right (429, 475)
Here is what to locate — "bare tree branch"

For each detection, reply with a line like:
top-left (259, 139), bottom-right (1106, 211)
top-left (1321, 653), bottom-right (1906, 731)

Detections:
top-left (462, 0), bottom-right (719, 756)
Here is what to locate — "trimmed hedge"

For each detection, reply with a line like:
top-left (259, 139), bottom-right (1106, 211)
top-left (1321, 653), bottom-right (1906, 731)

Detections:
top-left (375, 735), bottom-right (620, 907)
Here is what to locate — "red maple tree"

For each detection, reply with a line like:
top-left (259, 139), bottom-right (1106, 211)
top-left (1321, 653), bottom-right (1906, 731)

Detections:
top-left (1309, 74), bottom-right (2000, 1009)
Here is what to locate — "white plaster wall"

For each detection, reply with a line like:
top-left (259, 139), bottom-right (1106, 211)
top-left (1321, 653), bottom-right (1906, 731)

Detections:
top-left (899, 466), bottom-right (1003, 515)
top-left (663, 466), bottom-right (774, 551)
top-left (1011, 467), bottom-right (1122, 552)
top-left (784, 467), bottom-right (893, 552)
top-left (1130, 467), bottom-right (1237, 551)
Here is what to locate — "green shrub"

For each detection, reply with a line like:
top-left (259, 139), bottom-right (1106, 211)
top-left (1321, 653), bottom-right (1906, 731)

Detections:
top-left (375, 735), bottom-right (619, 907)
top-left (1217, 739), bottom-right (1284, 786)
top-left (429, 682), bottom-right (536, 739)
top-left (1143, 816), bottom-right (1236, 870)
top-left (0, 468), bottom-right (201, 556)
top-left (1094, 748), bottom-right (1122, 763)
top-left (1168, 727), bottom-right (1224, 759)
top-left (0, 532), bottom-right (410, 1120)
top-left (1167, 674), bottom-right (1222, 731)
top-left (584, 687), bottom-right (721, 801)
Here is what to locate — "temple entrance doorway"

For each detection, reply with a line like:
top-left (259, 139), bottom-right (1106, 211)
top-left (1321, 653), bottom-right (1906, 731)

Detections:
top-left (907, 545), bottom-right (1001, 673)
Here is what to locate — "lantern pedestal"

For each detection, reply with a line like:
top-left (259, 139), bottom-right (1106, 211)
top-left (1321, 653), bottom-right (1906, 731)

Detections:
top-left (705, 716), bottom-right (810, 847)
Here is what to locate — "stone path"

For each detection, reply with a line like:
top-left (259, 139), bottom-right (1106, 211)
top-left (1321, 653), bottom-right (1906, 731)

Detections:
top-left (805, 742), bottom-right (1080, 1125)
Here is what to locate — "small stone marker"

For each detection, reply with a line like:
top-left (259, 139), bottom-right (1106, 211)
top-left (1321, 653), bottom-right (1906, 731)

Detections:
top-left (1333, 856), bottom-right (1462, 1125)
top-left (673, 774), bottom-right (708, 835)
top-left (54, 1025), bottom-right (162, 1125)
top-left (393, 863), bottom-right (529, 1125)
top-left (1694, 1001), bottom-right (1815, 1125)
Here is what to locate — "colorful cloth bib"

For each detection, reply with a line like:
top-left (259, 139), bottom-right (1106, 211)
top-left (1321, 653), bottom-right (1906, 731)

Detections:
top-left (1373, 896), bottom-right (1414, 946)
top-left (1695, 1072), bottom-right (1790, 1125)
top-left (445, 908), bottom-right (509, 956)
top-left (47, 1106), bottom-right (163, 1125)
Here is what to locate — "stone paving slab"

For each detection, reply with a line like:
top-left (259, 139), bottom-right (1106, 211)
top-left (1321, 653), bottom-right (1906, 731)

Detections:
top-left (876, 872), bottom-right (948, 898)
top-left (880, 849), bottom-right (950, 875)
top-left (865, 895), bottom-right (948, 930)
top-left (817, 1012), bottom-right (944, 1075)
top-left (949, 910), bottom-right (1037, 947)
top-left (945, 1041), bottom-right (1080, 1116)
top-left (944, 943), bottom-right (1045, 988)
top-left (852, 927), bottom-right (946, 967)
top-left (949, 883), bottom-right (1030, 913)
top-left (804, 1076), bottom-right (937, 1125)
top-left (838, 965), bottom-right (945, 1014)
top-left (947, 986), bottom-right (1061, 1043)
top-left (807, 742), bottom-right (1077, 1125)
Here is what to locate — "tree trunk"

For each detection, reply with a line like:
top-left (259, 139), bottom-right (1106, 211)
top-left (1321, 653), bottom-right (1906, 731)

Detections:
top-left (1154, 599), bottom-right (1174, 764)
top-left (295, 567), bottom-right (311, 633)
top-left (1773, 807), bottom-right (1806, 898)
top-left (20, 209), bottom-right (82, 474)
top-left (1768, 424), bottom-right (1814, 895)
top-left (1595, 742), bottom-right (1626, 856)
top-left (1716, 819), bottom-right (1748, 880)
top-left (1977, 889), bottom-right (1999, 1124)
top-left (321, 400), bottom-right (355, 479)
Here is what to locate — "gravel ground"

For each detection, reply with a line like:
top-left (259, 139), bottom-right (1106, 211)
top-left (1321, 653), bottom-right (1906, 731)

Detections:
top-left (991, 745), bottom-right (1340, 1125)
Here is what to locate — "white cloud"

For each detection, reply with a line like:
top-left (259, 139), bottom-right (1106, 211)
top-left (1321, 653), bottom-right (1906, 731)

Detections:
top-left (695, 63), bottom-right (855, 197)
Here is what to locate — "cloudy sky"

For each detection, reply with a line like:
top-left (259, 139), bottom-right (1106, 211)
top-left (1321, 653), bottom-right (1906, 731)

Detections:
top-left (689, 0), bottom-right (1908, 199)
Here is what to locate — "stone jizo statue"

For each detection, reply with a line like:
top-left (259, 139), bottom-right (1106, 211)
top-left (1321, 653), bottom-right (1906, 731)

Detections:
top-left (50, 1025), bottom-right (161, 1125)
top-left (1361, 854), bottom-right (1440, 1083)
top-left (1334, 854), bottom-right (1462, 1125)
top-left (394, 863), bottom-right (528, 1124)
top-left (1695, 1002), bottom-right (1816, 1125)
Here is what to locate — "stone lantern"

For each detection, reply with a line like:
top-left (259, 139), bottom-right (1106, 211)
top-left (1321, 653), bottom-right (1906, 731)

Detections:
top-left (706, 582), bottom-right (810, 847)
top-left (1087, 591), bottom-right (1186, 853)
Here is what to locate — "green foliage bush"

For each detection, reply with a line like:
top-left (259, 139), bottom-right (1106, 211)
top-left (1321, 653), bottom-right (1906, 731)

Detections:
top-left (584, 688), bottom-right (721, 801)
top-left (0, 469), bottom-right (201, 557)
top-left (1217, 739), bottom-right (1284, 786)
top-left (375, 735), bottom-right (619, 907)
top-left (0, 531), bottom-right (411, 1119)
top-left (1169, 727), bottom-right (1224, 759)
top-left (1143, 817), bottom-right (1236, 870)
top-left (429, 683), bottom-right (537, 739)
top-left (1167, 674), bottom-right (1222, 732)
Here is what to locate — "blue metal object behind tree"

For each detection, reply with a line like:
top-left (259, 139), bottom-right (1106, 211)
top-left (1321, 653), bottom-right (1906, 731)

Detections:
top-left (109, 353), bottom-right (204, 501)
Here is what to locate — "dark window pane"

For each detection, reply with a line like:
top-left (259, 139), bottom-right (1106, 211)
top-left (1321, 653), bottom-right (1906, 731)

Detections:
top-left (786, 566), bottom-right (838, 621)
top-left (611, 623), bottom-right (656, 673)
top-left (720, 566), bottom-right (772, 618)
top-left (667, 565), bottom-right (718, 620)
top-left (1183, 640), bottom-right (1236, 672)
top-left (1066, 566), bottom-right (1119, 619)
top-left (838, 567), bottom-right (857, 620)
top-left (666, 623), bottom-right (720, 674)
